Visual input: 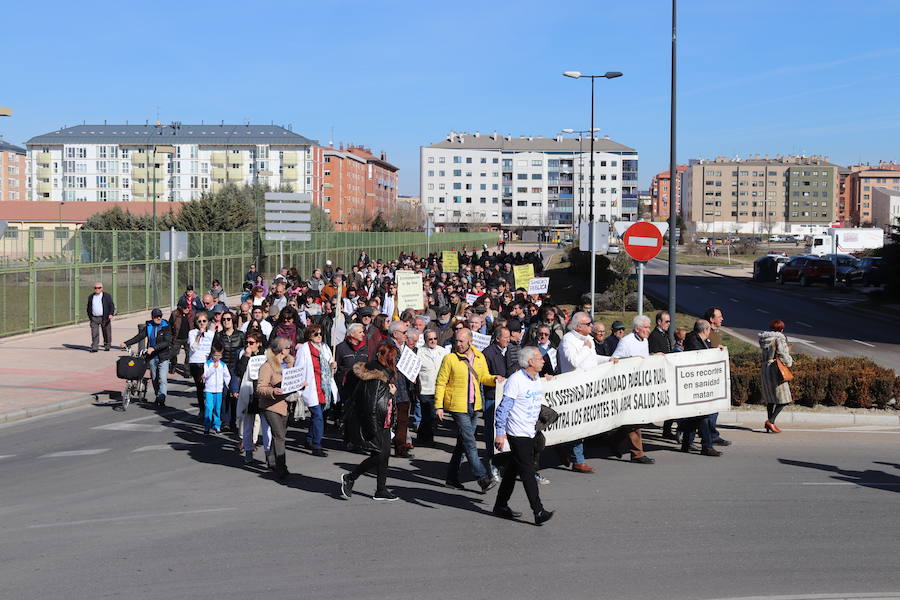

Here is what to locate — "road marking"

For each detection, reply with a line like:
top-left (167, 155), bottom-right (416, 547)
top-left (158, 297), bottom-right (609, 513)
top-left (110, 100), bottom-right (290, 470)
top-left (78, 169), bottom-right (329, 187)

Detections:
top-left (796, 321), bottom-right (813, 328)
top-left (27, 507), bottom-right (237, 529)
top-left (729, 298), bottom-right (740, 303)
top-left (852, 339), bottom-right (876, 348)
top-left (0, 455), bottom-right (15, 460)
top-left (754, 308), bottom-right (770, 314)
top-left (800, 482), bottom-right (900, 487)
top-left (93, 423), bottom-right (167, 432)
top-left (133, 442), bottom-right (201, 452)
top-left (777, 428), bottom-right (900, 435)
top-left (40, 449), bottom-right (110, 458)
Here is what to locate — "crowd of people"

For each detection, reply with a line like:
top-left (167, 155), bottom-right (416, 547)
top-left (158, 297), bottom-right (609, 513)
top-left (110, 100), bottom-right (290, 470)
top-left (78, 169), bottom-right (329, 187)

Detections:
top-left (102, 245), bottom-right (793, 525)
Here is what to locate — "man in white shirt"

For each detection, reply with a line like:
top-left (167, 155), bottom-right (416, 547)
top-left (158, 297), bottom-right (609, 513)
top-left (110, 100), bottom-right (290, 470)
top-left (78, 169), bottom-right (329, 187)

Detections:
top-left (85, 282), bottom-right (115, 352)
top-left (558, 312), bottom-right (616, 473)
top-left (609, 315), bottom-right (656, 465)
top-left (492, 346), bottom-right (554, 526)
top-left (239, 306), bottom-right (273, 340)
top-left (416, 329), bottom-right (449, 446)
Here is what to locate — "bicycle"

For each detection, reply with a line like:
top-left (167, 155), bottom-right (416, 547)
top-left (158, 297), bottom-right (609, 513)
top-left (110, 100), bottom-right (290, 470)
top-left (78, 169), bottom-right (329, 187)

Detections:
top-left (116, 348), bottom-right (149, 411)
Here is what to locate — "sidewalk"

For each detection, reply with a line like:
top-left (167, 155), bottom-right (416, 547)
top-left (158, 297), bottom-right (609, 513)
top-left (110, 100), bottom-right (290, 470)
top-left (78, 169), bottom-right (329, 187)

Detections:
top-left (0, 309), bottom-right (173, 424)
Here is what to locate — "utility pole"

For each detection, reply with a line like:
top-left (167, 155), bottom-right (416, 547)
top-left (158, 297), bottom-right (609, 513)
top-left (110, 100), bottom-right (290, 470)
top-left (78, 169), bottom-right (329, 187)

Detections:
top-left (667, 0), bottom-right (678, 346)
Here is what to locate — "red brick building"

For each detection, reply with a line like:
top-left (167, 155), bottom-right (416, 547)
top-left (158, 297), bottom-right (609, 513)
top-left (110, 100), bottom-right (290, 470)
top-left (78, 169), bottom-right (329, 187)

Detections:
top-left (322, 147), bottom-right (368, 231)
top-left (650, 164), bottom-right (687, 219)
top-left (844, 163), bottom-right (900, 225)
top-left (346, 146), bottom-right (398, 220)
top-left (0, 140), bottom-right (26, 202)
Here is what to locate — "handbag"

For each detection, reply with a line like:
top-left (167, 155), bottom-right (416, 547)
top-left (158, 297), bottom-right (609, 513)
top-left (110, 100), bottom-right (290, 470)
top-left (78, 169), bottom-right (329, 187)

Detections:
top-left (775, 358), bottom-right (794, 383)
top-left (536, 404), bottom-right (559, 432)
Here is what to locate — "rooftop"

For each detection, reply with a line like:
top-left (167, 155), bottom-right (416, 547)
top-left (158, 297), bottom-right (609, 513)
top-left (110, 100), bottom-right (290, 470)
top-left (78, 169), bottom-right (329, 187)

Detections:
top-left (26, 124), bottom-right (316, 146)
top-left (0, 200), bottom-right (186, 224)
top-left (426, 131), bottom-right (636, 153)
top-left (691, 155), bottom-right (836, 167)
top-left (0, 140), bottom-right (25, 154)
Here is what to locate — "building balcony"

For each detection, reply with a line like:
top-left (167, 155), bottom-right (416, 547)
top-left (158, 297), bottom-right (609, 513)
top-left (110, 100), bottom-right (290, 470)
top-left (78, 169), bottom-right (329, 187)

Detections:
top-left (211, 182), bottom-right (224, 193)
top-left (131, 182), bottom-right (147, 195)
top-left (38, 182), bottom-right (52, 194)
top-left (132, 167), bottom-right (148, 179)
top-left (281, 153), bottom-right (299, 166)
top-left (227, 168), bottom-right (244, 180)
top-left (211, 167), bottom-right (226, 180)
top-left (151, 153), bottom-right (169, 165)
top-left (281, 169), bottom-right (298, 180)
top-left (37, 152), bottom-right (52, 163)
top-left (211, 151), bottom-right (227, 165)
top-left (37, 167), bottom-right (52, 179)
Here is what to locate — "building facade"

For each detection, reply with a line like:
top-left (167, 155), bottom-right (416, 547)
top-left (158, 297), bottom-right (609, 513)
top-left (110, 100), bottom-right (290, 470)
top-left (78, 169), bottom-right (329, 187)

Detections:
top-left (682, 155), bottom-right (838, 234)
top-left (25, 124), bottom-right (318, 204)
top-left (1, 140), bottom-right (26, 202)
top-left (844, 164), bottom-right (900, 225)
top-left (420, 132), bottom-right (638, 233)
top-left (650, 165), bottom-right (687, 219)
top-left (871, 187), bottom-right (900, 229)
top-left (322, 147), bottom-right (368, 231)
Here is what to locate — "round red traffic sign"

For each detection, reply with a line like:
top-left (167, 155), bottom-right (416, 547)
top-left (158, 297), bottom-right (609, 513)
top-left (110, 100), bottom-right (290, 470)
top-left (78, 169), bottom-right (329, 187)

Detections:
top-left (623, 221), bottom-right (663, 262)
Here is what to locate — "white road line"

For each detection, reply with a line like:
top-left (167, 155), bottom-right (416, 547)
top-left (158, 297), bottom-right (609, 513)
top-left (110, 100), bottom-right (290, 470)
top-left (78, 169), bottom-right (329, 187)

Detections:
top-left (800, 482), bottom-right (900, 487)
top-left (729, 298), bottom-right (740, 303)
top-left (778, 428), bottom-right (900, 434)
top-left (133, 442), bottom-right (201, 452)
top-left (754, 308), bottom-right (770, 314)
top-left (0, 455), bottom-right (15, 460)
top-left (93, 423), bottom-right (167, 432)
top-left (796, 321), bottom-right (813, 328)
top-left (852, 339), bottom-right (876, 348)
top-left (27, 507), bottom-right (237, 529)
top-left (40, 449), bottom-right (110, 458)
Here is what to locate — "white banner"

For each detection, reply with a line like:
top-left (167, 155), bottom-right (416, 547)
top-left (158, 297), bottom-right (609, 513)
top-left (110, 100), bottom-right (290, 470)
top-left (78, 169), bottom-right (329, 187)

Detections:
top-left (396, 270), bottom-right (424, 312)
top-left (527, 277), bottom-right (549, 295)
top-left (396, 346), bottom-right (421, 382)
top-left (465, 293), bottom-right (479, 305)
top-left (247, 355), bottom-right (266, 381)
top-left (280, 366), bottom-right (305, 394)
top-left (500, 348), bottom-right (731, 447)
top-left (472, 331), bottom-right (491, 351)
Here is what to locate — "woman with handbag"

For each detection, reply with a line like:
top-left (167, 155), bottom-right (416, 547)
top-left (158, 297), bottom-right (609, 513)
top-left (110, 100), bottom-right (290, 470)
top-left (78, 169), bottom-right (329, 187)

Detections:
top-left (759, 319), bottom-right (794, 433)
top-left (236, 332), bottom-right (270, 465)
top-left (256, 337), bottom-right (304, 481)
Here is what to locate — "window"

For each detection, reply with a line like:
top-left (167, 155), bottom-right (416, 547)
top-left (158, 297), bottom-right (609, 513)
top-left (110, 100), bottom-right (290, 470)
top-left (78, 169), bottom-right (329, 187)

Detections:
top-left (517, 174), bottom-right (527, 180)
top-left (465, 157), bottom-right (472, 164)
top-left (531, 187), bottom-right (541, 193)
top-left (438, 157), bottom-right (445, 163)
top-left (453, 156), bottom-right (462, 163)
top-left (30, 227), bottom-right (44, 239)
top-left (427, 170), bottom-right (434, 177)
top-left (516, 201), bottom-right (527, 206)
top-left (531, 174), bottom-right (542, 180)
top-left (516, 187), bottom-right (527, 193)
top-left (427, 157), bottom-right (435, 164)
top-left (453, 169), bottom-right (462, 176)
top-left (427, 183), bottom-right (434, 190)
top-left (531, 160), bottom-right (542, 167)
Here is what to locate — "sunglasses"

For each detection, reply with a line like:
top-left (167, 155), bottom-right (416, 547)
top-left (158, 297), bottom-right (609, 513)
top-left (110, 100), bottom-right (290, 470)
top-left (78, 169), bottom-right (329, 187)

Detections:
top-left (538, 332), bottom-right (550, 337)
top-left (247, 340), bottom-right (259, 345)
top-left (196, 319), bottom-right (208, 323)
top-left (222, 317), bottom-right (232, 321)
top-left (310, 332), bottom-right (322, 337)
top-left (94, 286), bottom-right (103, 289)
top-left (425, 337), bottom-right (437, 341)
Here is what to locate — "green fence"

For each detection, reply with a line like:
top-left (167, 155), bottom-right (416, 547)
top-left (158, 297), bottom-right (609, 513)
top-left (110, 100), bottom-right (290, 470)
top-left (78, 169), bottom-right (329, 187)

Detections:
top-left (0, 229), bottom-right (495, 338)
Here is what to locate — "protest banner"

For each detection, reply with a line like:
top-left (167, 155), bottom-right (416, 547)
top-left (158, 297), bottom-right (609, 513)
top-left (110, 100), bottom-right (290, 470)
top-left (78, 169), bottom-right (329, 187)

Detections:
top-left (280, 366), bottom-right (305, 394)
top-left (396, 346), bottom-right (421, 382)
top-left (247, 355), bottom-right (266, 380)
top-left (513, 264), bottom-right (535, 290)
top-left (527, 277), bottom-right (549, 295)
top-left (472, 331), bottom-right (491, 351)
top-left (396, 270), bottom-right (424, 312)
top-left (465, 293), bottom-right (479, 305)
top-left (442, 251), bottom-right (459, 273)
top-left (496, 348), bottom-right (730, 448)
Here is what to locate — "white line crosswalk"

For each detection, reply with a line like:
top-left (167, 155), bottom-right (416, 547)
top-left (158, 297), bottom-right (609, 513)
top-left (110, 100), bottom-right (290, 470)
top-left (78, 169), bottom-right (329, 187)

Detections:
top-left (40, 449), bottom-right (110, 458)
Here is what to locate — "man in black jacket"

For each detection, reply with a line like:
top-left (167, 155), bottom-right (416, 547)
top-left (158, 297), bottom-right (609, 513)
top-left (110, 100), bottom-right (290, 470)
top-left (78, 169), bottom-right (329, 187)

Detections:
top-left (86, 282), bottom-right (116, 352)
top-left (648, 311), bottom-right (675, 438)
top-left (482, 326), bottom-right (512, 479)
top-left (122, 308), bottom-right (171, 406)
top-left (679, 319), bottom-right (722, 456)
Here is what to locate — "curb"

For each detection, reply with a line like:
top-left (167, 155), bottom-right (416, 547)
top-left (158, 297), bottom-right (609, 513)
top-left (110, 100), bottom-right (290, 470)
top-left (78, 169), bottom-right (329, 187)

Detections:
top-left (0, 393), bottom-right (98, 426)
top-left (718, 408), bottom-right (900, 427)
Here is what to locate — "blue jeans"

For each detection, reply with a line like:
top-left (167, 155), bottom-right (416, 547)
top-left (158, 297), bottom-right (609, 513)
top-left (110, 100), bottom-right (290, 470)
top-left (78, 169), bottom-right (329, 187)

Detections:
top-left (148, 356), bottom-right (169, 402)
top-left (571, 440), bottom-right (586, 465)
top-left (308, 404), bottom-right (324, 449)
top-left (708, 412), bottom-right (721, 441)
top-left (449, 405), bottom-right (486, 481)
top-left (204, 392), bottom-right (222, 431)
top-left (482, 394), bottom-right (496, 461)
top-left (410, 394), bottom-right (422, 426)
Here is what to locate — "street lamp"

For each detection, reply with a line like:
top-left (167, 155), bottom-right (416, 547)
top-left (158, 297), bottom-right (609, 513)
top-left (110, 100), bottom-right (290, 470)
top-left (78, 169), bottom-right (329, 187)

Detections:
top-left (153, 145), bottom-right (176, 231)
top-left (562, 70), bottom-right (623, 318)
top-left (560, 128), bottom-right (600, 236)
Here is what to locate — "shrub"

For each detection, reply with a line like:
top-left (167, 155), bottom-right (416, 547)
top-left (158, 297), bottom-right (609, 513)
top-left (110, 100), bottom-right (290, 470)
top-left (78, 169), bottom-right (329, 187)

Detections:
top-left (827, 370), bottom-right (850, 406)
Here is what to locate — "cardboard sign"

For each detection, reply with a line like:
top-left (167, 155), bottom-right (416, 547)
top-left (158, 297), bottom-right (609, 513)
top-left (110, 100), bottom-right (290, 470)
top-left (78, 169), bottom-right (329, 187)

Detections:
top-left (247, 355), bottom-right (266, 380)
top-left (280, 366), bottom-right (305, 394)
top-left (465, 293), bottom-right (479, 305)
top-left (513, 264), bottom-right (535, 290)
top-left (527, 277), bottom-right (550, 295)
top-left (396, 270), bottom-right (424, 312)
top-left (472, 331), bottom-right (491, 351)
top-left (396, 346), bottom-right (421, 382)
top-left (442, 251), bottom-right (459, 273)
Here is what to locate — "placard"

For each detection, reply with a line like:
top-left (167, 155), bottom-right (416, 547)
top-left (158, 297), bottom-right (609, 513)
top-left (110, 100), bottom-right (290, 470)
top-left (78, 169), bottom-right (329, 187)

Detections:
top-left (247, 355), bottom-right (266, 380)
top-left (280, 366), bottom-right (305, 394)
top-left (396, 270), bottom-right (424, 312)
top-left (442, 251), bottom-right (459, 273)
top-left (513, 264), bottom-right (535, 290)
top-left (465, 293), bottom-right (479, 305)
top-left (472, 331), bottom-right (491, 351)
top-left (396, 346), bottom-right (421, 382)
top-left (527, 277), bottom-right (549, 295)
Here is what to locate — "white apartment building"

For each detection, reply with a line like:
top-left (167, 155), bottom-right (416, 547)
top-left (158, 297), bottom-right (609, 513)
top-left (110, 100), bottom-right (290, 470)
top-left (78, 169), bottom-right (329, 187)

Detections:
top-left (420, 132), bottom-right (639, 233)
top-left (25, 123), bottom-right (318, 203)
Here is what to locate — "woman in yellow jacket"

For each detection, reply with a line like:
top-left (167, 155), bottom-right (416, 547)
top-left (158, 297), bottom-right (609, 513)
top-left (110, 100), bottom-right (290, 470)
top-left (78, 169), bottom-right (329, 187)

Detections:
top-left (434, 327), bottom-right (504, 493)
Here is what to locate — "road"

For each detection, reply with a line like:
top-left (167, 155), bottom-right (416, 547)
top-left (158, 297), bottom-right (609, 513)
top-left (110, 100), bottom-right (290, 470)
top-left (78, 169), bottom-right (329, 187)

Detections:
top-left (643, 258), bottom-right (900, 372)
top-left (2, 384), bottom-right (900, 600)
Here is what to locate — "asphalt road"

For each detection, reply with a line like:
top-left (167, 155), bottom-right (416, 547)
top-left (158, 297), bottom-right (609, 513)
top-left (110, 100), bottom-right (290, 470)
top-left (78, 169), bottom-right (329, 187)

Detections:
top-left (2, 380), bottom-right (900, 600)
top-left (643, 258), bottom-right (900, 371)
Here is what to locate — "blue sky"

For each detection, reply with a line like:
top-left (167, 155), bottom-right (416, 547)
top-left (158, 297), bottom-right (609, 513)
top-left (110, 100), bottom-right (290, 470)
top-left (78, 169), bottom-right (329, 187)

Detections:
top-left (3, 0), bottom-right (899, 195)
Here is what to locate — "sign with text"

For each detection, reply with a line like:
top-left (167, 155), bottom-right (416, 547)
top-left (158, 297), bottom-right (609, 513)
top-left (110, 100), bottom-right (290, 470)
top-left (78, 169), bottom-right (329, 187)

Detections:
top-left (513, 264), bottom-right (535, 290)
top-left (396, 270), bottom-right (424, 312)
top-left (442, 251), bottom-right (459, 273)
top-left (472, 331), bottom-right (491, 351)
top-left (527, 277), bottom-right (549, 295)
top-left (497, 348), bottom-right (730, 448)
top-left (396, 346), bottom-right (421, 382)
top-left (465, 293), bottom-right (480, 305)
top-left (247, 355), bottom-right (266, 381)
top-left (280, 366), bottom-right (305, 394)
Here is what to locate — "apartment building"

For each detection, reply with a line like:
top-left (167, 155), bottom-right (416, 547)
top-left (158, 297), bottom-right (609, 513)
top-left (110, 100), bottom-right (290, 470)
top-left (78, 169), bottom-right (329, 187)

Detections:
top-left (843, 164), bottom-right (900, 225)
top-left (0, 140), bottom-right (26, 202)
top-left (683, 155), bottom-right (838, 234)
top-left (649, 165), bottom-right (687, 219)
top-left (25, 123), bottom-right (318, 204)
top-left (420, 132), bottom-right (638, 233)
top-left (320, 145), bottom-right (399, 230)
top-left (871, 187), bottom-right (900, 229)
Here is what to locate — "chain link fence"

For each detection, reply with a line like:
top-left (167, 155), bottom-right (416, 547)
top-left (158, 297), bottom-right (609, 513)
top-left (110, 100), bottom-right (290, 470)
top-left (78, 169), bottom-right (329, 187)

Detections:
top-left (0, 229), bottom-right (495, 337)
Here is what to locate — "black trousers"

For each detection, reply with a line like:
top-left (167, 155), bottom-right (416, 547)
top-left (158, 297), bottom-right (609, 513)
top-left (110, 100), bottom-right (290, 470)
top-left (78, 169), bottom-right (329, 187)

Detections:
top-left (350, 428), bottom-right (391, 492)
top-left (494, 435), bottom-right (544, 515)
top-left (189, 363), bottom-right (205, 414)
top-left (264, 410), bottom-right (289, 475)
top-left (89, 316), bottom-right (111, 350)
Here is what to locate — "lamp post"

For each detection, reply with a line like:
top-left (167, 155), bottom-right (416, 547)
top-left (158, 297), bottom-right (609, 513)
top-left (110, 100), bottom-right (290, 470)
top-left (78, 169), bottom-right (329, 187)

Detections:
top-left (667, 0), bottom-right (678, 346)
top-left (560, 128), bottom-right (600, 237)
top-left (563, 70), bottom-right (623, 318)
top-left (153, 145), bottom-right (176, 231)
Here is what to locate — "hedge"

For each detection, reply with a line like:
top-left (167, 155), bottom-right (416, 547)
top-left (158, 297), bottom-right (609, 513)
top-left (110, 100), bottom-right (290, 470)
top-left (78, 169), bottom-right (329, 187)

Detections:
top-left (729, 352), bottom-right (900, 409)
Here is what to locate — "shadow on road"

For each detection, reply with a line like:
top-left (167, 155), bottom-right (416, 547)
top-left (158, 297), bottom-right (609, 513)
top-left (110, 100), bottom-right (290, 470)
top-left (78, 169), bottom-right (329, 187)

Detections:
top-left (779, 458), bottom-right (900, 492)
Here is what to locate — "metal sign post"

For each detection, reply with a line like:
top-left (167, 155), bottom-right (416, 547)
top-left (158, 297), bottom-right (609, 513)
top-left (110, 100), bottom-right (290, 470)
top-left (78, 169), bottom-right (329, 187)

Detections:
top-left (617, 221), bottom-right (668, 317)
top-left (264, 192), bottom-right (312, 272)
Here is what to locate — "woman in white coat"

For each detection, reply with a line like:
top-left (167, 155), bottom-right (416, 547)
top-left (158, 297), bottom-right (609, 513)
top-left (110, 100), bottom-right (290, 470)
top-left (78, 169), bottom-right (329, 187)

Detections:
top-left (296, 324), bottom-right (336, 458)
top-left (235, 332), bottom-right (272, 465)
top-left (759, 319), bottom-right (793, 434)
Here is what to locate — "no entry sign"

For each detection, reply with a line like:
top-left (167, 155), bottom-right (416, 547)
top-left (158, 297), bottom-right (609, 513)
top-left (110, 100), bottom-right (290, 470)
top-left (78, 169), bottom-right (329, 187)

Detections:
top-left (623, 221), bottom-right (664, 262)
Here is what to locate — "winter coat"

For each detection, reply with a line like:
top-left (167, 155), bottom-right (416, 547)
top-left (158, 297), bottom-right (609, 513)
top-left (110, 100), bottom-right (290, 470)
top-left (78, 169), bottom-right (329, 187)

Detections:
top-left (343, 362), bottom-right (396, 453)
top-left (124, 321), bottom-right (172, 361)
top-left (759, 331), bottom-right (793, 405)
top-left (433, 347), bottom-right (496, 413)
top-left (257, 354), bottom-right (296, 416)
top-left (214, 329), bottom-right (245, 369)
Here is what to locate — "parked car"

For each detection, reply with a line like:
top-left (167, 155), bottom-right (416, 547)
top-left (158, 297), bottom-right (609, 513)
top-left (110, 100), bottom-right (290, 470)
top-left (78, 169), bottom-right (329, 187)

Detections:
top-left (822, 253), bottom-right (860, 284)
top-left (753, 254), bottom-right (791, 281)
top-left (607, 243), bottom-right (620, 255)
top-left (778, 255), bottom-right (835, 286)
top-left (848, 256), bottom-right (884, 286)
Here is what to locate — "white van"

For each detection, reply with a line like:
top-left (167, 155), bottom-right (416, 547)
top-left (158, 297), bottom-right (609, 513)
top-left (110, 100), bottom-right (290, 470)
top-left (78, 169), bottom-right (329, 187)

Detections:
top-left (807, 228), bottom-right (884, 256)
